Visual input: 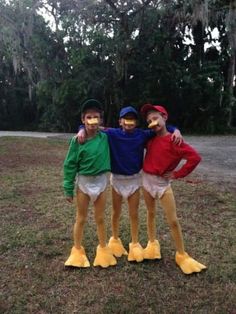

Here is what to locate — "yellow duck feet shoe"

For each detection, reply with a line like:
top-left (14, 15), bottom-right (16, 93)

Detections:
top-left (93, 245), bottom-right (117, 268)
top-left (108, 237), bottom-right (128, 257)
top-left (128, 242), bottom-right (144, 262)
top-left (65, 246), bottom-right (90, 268)
top-left (175, 252), bottom-right (207, 275)
top-left (143, 240), bottom-right (161, 260)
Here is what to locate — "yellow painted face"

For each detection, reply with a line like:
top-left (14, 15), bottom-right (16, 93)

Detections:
top-left (87, 118), bottom-right (99, 125)
top-left (148, 119), bottom-right (160, 128)
top-left (123, 119), bottom-right (136, 126)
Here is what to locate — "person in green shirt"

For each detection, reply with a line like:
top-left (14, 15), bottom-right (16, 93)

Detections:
top-left (63, 99), bottom-right (117, 268)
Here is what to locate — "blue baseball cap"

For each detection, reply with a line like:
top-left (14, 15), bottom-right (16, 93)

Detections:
top-left (119, 106), bottom-right (138, 118)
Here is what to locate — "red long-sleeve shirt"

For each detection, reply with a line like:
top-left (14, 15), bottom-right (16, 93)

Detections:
top-left (143, 133), bottom-right (201, 179)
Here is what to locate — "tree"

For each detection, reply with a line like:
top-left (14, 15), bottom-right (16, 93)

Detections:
top-left (225, 0), bottom-right (236, 128)
top-left (0, 0), bottom-right (235, 132)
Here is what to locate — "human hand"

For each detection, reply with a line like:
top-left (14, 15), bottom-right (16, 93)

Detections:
top-left (66, 196), bottom-right (74, 203)
top-left (75, 129), bottom-right (86, 144)
top-left (162, 171), bottom-right (174, 180)
top-left (171, 129), bottom-right (183, 145)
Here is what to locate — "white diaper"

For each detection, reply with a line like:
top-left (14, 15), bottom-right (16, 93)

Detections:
top-left (110, 173), bottom-right (142, 199)
top-left (76, 173), bottom-right (109, 202)
top-left (142, 172), bottom-right (170, 199)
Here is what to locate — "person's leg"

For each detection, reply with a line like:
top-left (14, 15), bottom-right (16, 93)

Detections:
top-left (127, 189), bottom-right (139, 244)
top-left (159, 187), bottom-right (185, 254)
top-left (142, 188), bottom-right (161, 259)
top-left (93, 190), bottom-right (117, 268)
top-left (111, 187), bottom-right (123, 239)
top-left (127, 189), bottom-right (144, 262)
top-left (74, 191), bottom-right (90, 249)
top-left (160, 186), bottom-right (207, 274)
top-left (94, 190), bottom-right (107, 247)
top-left (108, 187), bottom-right (128, 257)
top-left (143, 188), bottom-right (156, 242)
top-left (65, 190), bottom-right (90, 267)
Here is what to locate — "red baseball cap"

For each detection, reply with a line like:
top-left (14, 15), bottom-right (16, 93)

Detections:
top-left (140, 104), bottom-right (168, 119)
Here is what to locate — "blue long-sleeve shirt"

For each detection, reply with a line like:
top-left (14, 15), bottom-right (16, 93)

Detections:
top-left (78, 125), bottom-right (176, 176)
top-left (104, 128), bottom-right (153, 175)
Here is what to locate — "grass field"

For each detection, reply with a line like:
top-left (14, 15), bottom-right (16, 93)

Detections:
top-left (0, 137), bottom-right (236, 314)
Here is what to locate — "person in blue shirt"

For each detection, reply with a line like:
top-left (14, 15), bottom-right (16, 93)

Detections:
top-left (77, 106), bottom-right (182, 262)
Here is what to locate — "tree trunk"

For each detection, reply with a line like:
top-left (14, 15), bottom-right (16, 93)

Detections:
top-left (226, 0), bottom-right (236, 128)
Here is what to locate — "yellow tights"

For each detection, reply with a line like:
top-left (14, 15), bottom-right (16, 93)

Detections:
top-left (74, 190), bottom-right (107, 249)
top-left (143, 186), bottom-right (185, 254)
top-left (111, 187), bottom-right (139, 244)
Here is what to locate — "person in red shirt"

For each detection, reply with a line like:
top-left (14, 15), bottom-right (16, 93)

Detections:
top-left (140, 104), bottom-right (207, 274)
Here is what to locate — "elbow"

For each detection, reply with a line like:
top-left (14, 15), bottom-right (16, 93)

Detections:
top-left (197, 155), bottom-right (202, 164)
top-left (193, 153), bottom-right (201, 166)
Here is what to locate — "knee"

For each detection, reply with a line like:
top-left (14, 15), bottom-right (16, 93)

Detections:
top-left (76, 214), bottom-right (87, 226)
top-left (129, 209), bottom-right (138, 221)
top-left (168, 219), bottom-right (179, 230)
top-left (96, 215), bottom-right (104, 226)
top-left (112, 209), bottom-right (121, 220)
top-left (147, 208), bottom-right (155, 219)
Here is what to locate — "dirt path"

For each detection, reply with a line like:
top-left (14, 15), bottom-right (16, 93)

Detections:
top-left (1, 132), bottom-right (235, 184)
top-left (185, 135), bottom-right (236, 185)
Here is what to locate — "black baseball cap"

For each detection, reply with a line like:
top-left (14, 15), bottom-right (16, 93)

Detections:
top-left (81, 99), bottom-right (103, 113)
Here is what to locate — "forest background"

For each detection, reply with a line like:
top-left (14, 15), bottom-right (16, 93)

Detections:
top-left (0, 0), bottom-right (236, 134)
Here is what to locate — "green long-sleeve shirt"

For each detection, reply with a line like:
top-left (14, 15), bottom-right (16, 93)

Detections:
top-left (63, 132), bottom-right (111, 197)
